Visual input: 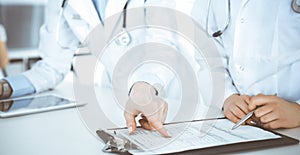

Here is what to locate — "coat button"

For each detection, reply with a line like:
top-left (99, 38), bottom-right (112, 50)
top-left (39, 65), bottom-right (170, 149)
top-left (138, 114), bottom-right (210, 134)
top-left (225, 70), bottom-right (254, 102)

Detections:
top-left (240, 18), bottom-right (245, 23)
top-left (235, 64), bottom-right (244, 71)
top-left (239, 65), bottom-right (244, 71)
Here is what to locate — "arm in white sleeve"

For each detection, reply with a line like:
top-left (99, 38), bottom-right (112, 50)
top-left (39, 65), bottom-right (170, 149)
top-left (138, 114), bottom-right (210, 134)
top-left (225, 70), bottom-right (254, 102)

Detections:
top-left (297, 99), bottom-right (300, 105)
top-left (213, 38), bottom-right (238, 101)
top-left (128, 63), bottom-right (176, 97)
top-left (223, 55), bottom-right (239, 99)
top-left (21, 0), bottom-right (79, 93)
top-left (127, 0), bottom-right (178, 97)
top-left (1, 24), bottom-right (35, 97)
top-left (192, 0), bottom-right (239, 101)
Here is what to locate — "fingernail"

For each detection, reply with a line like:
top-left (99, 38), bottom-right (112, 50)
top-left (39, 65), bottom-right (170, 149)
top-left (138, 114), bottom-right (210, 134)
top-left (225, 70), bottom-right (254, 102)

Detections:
top-left (250, 121), bottom-right (256, 125)
top-left (166, 131), bottom-right (172, 138)
top-left (128, 126), bottom-right (133, 134)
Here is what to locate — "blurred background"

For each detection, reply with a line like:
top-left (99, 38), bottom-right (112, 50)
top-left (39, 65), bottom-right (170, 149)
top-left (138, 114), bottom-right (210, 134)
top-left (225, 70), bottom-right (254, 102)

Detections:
top-left (0, 0), bottom-right (46, 77)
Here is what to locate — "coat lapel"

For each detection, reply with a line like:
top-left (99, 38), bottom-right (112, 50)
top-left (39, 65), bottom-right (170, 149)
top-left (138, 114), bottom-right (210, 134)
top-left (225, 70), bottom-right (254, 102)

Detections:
top-left (67, 0), bottom-right (101, 28)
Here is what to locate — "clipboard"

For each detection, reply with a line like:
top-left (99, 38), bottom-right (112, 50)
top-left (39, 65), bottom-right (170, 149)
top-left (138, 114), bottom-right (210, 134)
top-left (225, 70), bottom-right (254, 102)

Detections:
top-left (170, 130), bottom-right (299, 155)
top-left (96, 118), bottom-right (299, 154)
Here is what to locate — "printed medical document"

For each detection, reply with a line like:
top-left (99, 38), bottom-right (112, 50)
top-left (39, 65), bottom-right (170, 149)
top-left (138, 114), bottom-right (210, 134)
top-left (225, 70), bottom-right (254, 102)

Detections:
top-left (115, 119), bottom-right (280, 154)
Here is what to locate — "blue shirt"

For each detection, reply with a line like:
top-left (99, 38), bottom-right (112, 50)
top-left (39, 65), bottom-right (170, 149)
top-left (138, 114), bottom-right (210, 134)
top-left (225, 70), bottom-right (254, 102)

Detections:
top-left (92, 0), bottom-right (107, 24)
top-left (5, 75), bottom-right (35, 97)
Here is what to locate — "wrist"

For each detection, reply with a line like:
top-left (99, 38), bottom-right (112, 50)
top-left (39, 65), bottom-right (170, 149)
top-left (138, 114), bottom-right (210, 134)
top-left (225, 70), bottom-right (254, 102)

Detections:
top-left (292, 103), bottom-right (300, 127)
top-left (129, 81), bottom-right (158, 104)
top-left (129, 81), bottom-right (158, 96)
top-left (223, 94), bottom-right (239, 108)
top-left (0, 79), bottom-right (12, 99)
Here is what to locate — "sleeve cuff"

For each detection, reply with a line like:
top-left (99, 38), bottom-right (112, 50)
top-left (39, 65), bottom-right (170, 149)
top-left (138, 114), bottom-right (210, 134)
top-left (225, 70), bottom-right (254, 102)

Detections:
top-left (296, 99), bottom-right (300, 105)
top-left (223, 82), bottom-right (238, 103)
top-left (4, 75), bottom-right (35, 98)
top-left (128, 73), bottom-right (165, 97)
top-left (128, 63), bottom-right (175, 97)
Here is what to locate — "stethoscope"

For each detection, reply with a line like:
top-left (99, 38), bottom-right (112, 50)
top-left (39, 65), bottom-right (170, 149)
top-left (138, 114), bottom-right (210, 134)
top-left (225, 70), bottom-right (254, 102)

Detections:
top-left (205, 0), bottom-right (300, 38)
top-left (114, 0), bottom-right (132, 46)
top-left (292, 0), bottom-right (300, 13)
top-left (56, 0), bottom-right (300, 48)
top-left (55, 0), bottom-right (69, 49)
top-left (206, 0), bottom-right (231, 38)
top-left (55, 0), bottom-right (135, 48)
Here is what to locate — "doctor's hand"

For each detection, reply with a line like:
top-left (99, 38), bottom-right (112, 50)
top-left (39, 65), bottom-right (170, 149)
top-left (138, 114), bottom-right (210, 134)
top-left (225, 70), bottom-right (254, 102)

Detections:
top-left (123, 82), bottom-right (171, 138)
top-left (248, 94), bottom-right (300, 129)
top-left (223, 94), bottom-right (251, 124)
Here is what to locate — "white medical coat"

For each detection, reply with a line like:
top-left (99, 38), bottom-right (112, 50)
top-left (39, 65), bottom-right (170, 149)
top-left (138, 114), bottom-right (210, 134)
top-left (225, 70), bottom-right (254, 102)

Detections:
top-left (227, 0), bottom-right (300, 103)
top-left (22, 0), bottom-right (176, 93)
top-left (20, 0), bottom-right (300, 104)
top-left (21, 0), bottom-right (202, 102)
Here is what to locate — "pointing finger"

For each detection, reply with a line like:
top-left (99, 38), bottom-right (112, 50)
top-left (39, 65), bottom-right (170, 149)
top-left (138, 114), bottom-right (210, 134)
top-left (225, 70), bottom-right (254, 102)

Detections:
top-left (124, 111), bottom-right (137, 134)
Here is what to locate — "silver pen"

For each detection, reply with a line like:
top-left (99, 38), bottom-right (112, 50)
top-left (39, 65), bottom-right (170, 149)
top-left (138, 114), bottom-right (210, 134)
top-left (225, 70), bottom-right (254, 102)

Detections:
top-left (231, 111), bottom-right (254, 130)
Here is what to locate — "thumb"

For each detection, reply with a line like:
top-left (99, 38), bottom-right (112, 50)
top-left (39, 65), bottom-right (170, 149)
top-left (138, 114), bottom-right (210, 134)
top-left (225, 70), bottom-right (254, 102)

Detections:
top-left (124, 111), bottom-right (137, 134)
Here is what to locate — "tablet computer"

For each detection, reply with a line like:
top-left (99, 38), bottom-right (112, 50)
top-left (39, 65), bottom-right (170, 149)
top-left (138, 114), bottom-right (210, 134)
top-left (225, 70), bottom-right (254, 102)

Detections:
top-left (0, 95), bottom-right (86, 118)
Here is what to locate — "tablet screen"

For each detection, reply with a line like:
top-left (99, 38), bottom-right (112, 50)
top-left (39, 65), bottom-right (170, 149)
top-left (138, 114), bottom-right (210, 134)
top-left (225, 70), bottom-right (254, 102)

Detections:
top-left (0, 95), bottom-right (80, 117)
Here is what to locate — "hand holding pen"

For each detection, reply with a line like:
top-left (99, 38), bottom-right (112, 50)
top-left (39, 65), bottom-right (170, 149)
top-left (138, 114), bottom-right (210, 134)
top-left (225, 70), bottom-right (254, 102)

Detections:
top-left (229, 94), bottom-right (270, 130)
top-left (229, 94), bottom-right (300, 130)
top-left (223, 94), bottom-right (253, 126)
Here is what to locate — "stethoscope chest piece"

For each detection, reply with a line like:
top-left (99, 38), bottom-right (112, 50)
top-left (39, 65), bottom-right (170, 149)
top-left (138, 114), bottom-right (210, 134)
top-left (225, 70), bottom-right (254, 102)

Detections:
top-left (115, 29), bottom-right (132, 46)
top-left (292, 0), bottom-right (300, 13)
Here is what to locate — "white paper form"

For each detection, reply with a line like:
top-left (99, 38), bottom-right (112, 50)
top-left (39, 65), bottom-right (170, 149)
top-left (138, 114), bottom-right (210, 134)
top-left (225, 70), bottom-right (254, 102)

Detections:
top-left (115, 119), bottom-right (281, 154)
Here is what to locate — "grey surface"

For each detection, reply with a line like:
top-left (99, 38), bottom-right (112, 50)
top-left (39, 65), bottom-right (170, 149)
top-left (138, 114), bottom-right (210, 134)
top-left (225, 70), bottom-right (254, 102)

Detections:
top-left (0, 4), bottom-right (45, 49)
top-left (0, 79), bottom-right (104, 155)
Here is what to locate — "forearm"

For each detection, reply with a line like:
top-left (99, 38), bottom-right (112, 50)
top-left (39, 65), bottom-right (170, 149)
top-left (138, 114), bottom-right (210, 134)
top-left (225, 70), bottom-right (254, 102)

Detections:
top-left (291, 103), bottom-right (300, 127)
top-left (129, 81), bottom-right (158, 104)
